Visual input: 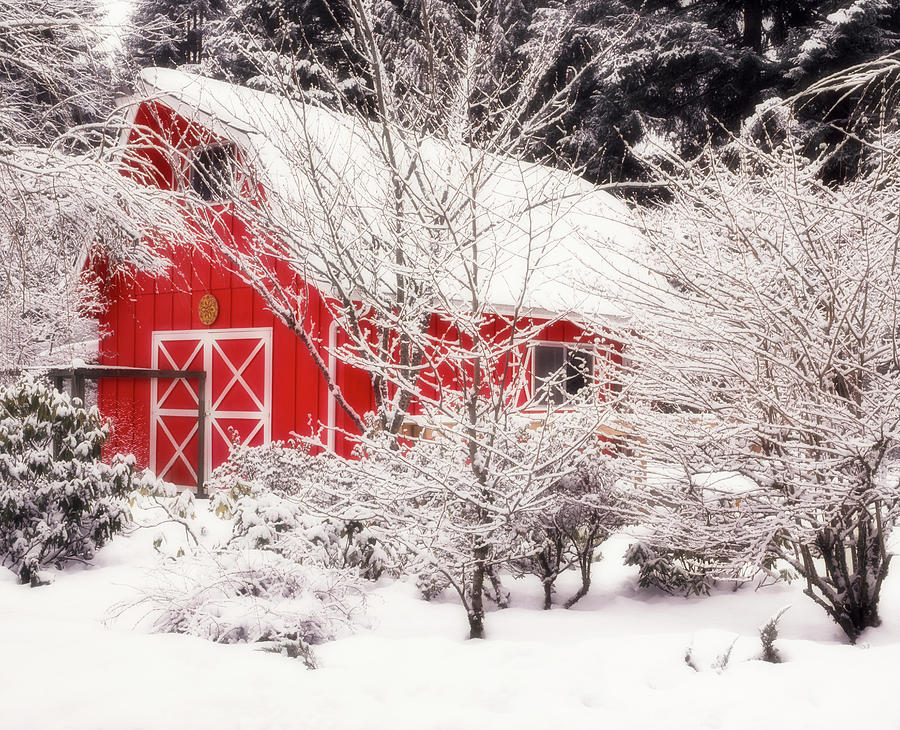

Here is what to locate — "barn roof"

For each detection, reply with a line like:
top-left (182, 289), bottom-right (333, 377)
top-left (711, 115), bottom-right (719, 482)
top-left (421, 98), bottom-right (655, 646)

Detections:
top-left (135, 67), bottom-right (661, 323)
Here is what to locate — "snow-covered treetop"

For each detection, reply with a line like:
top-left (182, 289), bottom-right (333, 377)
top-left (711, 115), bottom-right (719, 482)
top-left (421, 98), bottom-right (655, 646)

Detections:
top-left (134, 67), bottom-right (659, 321)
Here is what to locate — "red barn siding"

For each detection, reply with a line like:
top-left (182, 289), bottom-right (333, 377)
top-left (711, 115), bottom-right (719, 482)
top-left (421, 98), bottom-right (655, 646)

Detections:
top-left (97, 98), bottom-right (623, 486)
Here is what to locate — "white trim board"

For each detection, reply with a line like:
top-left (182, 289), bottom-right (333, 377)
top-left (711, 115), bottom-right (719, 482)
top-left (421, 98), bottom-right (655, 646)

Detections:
top-left (150, 327), bottom-right (273, 489)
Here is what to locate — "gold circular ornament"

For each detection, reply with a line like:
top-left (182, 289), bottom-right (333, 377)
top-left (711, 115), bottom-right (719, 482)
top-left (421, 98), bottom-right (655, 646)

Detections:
top-left (198, 293), bottom-right (219, 326)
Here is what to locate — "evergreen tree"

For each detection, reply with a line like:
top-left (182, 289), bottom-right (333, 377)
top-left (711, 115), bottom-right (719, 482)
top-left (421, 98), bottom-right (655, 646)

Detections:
top-left (525, 0), bottom-right (900, 185)
top-left (788, 1), bottom-right (900, 182)
top-left (126, 0), bottom-right (227, 70)
top-left (211, 0), bottom-right (369, 107)
top-left (123, 0), bottom-right (900, 183)
top-left (0, 0), bottom-right (113, 145)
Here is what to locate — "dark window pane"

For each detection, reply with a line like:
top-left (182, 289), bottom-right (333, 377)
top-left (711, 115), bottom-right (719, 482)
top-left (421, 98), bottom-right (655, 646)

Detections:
top-left (566, 349), bottom-right (594, 395)
top-left (191, 145), bottom-right (233, 201)
top-left (534, 345), bottom-right (565, 405)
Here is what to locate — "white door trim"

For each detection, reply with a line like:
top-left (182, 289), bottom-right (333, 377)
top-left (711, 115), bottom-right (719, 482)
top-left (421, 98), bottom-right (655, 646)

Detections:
top-left (151, 327), bottom-right (273, 488)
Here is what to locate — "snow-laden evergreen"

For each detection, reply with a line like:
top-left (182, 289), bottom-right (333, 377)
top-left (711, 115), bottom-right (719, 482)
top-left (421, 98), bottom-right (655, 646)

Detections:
top-left (0, 377), bottom-right (134, 584)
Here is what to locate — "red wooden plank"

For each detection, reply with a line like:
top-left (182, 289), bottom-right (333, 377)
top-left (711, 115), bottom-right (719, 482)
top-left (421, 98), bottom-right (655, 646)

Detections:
top-left (172, 290), bottom-right (192, 330)
top-left (155, 266), bottom-right (173, 294)
top-left (252, 286), bottom-right (270, 328)
top-left (230, 286), bottom-right (253, 329)
top-left (272, 319), bottom-right (296, 442)
top-left (154, 292), bottom-right (173, 333)
top-left (131, 294), bottom-right (155, 467)
top-left (191, 245), bottom-right (211, 295)
top-left (113, 294), bottom-right (136, 459)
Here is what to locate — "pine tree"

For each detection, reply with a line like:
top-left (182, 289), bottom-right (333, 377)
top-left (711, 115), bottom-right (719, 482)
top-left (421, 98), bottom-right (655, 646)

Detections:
top-left (524, 0), bottom-right (758, 183)
top-left (0, 0), bottom-right (113, 145)
top-left (126, 0), bottom-right (227, 70)
top-left (523, 0), bottom-right (899, 185)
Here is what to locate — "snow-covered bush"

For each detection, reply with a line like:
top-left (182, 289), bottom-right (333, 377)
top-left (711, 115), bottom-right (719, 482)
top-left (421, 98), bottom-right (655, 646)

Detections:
top-left (128, 447), bottom-right (376, 666)
top-left (129, 547), bottom-right (365, 668)
top-left (207, 439), bottom-right (358, 498)
top-left (131, 468), bottom-right (196, 520)
top-left (208, 441), bottom-right (399, 580)
top-left (622, 476), bottom-right (788, 597)
top-left (228, 485), bottom-right (390, 581)
top-left (0, 376), bottom-right (134, 584)
top-left (513, 453), bottom-right (624, 608)
top-left (319, 419), bottom-right (621, 632)
top-left (623, 541), bottom-right (721, 597)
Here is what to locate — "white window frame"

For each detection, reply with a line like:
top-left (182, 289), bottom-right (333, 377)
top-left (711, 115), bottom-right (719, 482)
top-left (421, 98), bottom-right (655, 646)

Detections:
top-left (527, 340), bottom-right (598, 408)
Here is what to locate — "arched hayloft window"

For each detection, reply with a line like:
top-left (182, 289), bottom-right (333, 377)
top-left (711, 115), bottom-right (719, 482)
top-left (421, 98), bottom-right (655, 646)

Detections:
top-left (189, 143), bottom-right (235, 201)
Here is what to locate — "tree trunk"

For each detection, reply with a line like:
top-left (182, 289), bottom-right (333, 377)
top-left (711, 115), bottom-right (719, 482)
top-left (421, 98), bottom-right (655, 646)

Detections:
top-left (468, 552), bottom-right (487, 639)
top-left (820, 543), bottom-right (887, 642)
top-left (797, 508), bottom-right (892, 643)
top-left (742, 0), bottom-right (763, 53)
top-left (564, 562), bottom-right (591, 609)
top-left (485, 564), bottom-right (510, 609)
top-left (564, 527), bottom-right (598, 609)
top-left (543, 579), bottom-right (553, 610)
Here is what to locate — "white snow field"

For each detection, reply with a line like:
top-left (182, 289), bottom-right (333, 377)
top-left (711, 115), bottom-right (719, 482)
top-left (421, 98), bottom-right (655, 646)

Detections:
top-left (2, 505), bottom-right (900, 730)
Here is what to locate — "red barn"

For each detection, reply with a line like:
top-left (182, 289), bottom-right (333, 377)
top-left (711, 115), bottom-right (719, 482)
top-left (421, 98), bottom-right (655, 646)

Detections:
top-left (95, 69), bottom-right (647, 492)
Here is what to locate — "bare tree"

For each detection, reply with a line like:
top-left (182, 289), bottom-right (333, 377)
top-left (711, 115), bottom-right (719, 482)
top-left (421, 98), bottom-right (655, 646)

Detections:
top-left (608, 92), bottom-right (900, 640)
top-left (133, 1), bottom-right (644, 638)
top-left (0, 0), bottom-right (190, 370)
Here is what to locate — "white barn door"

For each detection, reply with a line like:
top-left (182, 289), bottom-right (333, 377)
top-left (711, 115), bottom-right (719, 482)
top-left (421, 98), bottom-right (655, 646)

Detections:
top-left (150, 328), bottom-right (273, 489)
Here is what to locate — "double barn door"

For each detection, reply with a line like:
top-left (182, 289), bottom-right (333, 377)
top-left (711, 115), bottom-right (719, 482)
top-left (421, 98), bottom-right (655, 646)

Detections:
top-left (150, 328), bottom-right (272, 489)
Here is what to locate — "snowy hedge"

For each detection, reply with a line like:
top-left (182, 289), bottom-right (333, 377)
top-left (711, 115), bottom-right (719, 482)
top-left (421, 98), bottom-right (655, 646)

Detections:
top-left (124, 445), bottom-right (380, 665)
top-left (0, 376), bottom-right (133, 584)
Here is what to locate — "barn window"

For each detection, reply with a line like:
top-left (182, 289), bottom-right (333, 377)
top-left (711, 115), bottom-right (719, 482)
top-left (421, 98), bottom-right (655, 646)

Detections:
top-left (532, 344), bottom-right (594, 405)
top-left (189, 143), bottom-right (235, 201)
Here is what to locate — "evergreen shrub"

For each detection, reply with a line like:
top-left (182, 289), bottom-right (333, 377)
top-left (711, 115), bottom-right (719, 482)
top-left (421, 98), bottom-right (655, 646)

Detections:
top-left (0, 376), bottom-right (133, 584)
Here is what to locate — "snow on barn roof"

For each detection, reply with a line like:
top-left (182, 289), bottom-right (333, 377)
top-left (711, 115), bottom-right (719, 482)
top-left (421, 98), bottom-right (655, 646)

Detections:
top-left (137, 67), bottom-right (657, 322)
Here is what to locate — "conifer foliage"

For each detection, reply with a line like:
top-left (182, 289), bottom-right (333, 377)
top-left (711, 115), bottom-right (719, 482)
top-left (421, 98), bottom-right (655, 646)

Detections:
top-left (122, 0), bottom-right (900, 184)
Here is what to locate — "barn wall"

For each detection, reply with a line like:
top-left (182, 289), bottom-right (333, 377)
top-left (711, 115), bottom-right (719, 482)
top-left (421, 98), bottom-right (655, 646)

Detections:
top-left (97, 99), bottom-right (622, 479)
top-left (98, 100), bottom-right (375, 472)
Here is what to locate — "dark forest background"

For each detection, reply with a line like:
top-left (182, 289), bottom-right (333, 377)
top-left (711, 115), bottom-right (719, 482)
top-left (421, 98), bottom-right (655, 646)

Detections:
top-left (123, 0), bottom-right (900, 189)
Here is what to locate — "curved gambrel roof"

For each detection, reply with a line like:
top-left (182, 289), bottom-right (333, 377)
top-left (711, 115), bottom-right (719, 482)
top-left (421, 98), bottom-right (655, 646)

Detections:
top-left (136, 67), bottom-right (660, 323)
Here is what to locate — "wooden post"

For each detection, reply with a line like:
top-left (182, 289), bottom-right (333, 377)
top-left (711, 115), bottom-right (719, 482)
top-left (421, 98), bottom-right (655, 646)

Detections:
top-left (35, 366), bottom-right (209, 493)
top-left (71, 372), bottom-right (85, 405)
top-left (197, 372), bottom-right (207, 497)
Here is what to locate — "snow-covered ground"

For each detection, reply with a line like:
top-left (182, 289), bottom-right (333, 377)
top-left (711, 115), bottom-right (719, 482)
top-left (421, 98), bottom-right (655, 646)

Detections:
top-left (2, 505), bottom-right (900, 730)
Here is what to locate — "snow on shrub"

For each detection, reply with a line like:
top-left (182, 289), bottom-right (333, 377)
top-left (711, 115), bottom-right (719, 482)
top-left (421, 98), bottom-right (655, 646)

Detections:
top-left (125, 446), bottom-right (382, 665)
top-left (131, 469), bottom-right (196, 518)
top-left (228, 485), bottom-right (390, 581)
top-left (208, 441), bottom-right (399, 579)
top-left (0, 375), bottom-right (133, 584)
top-left (207, 438), bottom-right (359, 499)
top-left (623, 541), bottom-right (721, 597)
top-left (128, 547), bottom-right (365, 668)
top-left (623, 474), bottom-right (793, 597)
top-left (512, 453), bottom-right (624, 609)
top-left (318, 420), bottom-right (624, 631)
